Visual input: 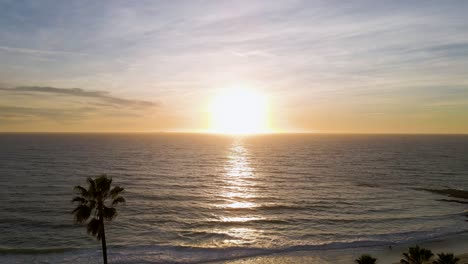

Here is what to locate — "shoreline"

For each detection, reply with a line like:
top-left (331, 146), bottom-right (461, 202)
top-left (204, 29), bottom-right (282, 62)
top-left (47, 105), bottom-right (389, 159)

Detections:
top-left (2, 232), bottom-right (468, 263)
top-left (220, 232), bottom-right (468, 264)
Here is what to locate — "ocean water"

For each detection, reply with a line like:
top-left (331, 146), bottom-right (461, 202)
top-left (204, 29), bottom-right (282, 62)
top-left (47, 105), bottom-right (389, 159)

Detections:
top-left (0, 133), bottom-right (467, 263)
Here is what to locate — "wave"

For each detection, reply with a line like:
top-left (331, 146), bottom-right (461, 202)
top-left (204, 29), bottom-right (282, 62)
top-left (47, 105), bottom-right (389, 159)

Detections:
top-left (0, 247), bottom-right (78, 255)
top-left (313, 212), bottom-right (465, 224)
top-left (196, 211), bottom-right (464, 228)
top-left (2, 242), bottom-right (382, 263)
top-left (176, 230), bottom-right (238, 241)
top-left (220, 203), bottom-right (334, 213)
top-left (4, 230), bottom-right (468, 262)
top-left (0, 217), bottom-right (75, 230)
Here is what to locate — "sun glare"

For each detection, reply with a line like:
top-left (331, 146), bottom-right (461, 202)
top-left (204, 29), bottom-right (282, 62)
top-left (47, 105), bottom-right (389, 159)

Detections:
top-left (209, 87), bottom-right (270, 134)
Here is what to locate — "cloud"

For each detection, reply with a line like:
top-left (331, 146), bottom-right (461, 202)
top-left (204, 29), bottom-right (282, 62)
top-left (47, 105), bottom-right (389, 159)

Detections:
top-left (0, 105), bottom-right (96, 121)
top-left (0, 86), bottom-right (159, 128)
top-left (0, 86), bottom-right (158, 108)
top-left (0, 46), bottom-right (89, 57)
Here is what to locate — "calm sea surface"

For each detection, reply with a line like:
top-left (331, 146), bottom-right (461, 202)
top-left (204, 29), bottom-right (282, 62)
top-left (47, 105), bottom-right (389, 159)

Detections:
top-left (0, 134), bottom-right (467, 263)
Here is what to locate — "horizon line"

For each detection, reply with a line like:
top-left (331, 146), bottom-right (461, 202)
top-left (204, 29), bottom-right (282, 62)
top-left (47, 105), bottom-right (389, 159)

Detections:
top-left (1, 131), bottom-right (468, 136)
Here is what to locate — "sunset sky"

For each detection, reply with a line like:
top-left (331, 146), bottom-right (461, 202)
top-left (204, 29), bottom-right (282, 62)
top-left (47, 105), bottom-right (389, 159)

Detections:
top-left (1, 1), bottom-right (468, 133)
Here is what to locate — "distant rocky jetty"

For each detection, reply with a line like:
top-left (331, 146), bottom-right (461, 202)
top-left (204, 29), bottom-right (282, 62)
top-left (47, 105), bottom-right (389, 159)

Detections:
top-left (415, 188), bottom-right (468, 215)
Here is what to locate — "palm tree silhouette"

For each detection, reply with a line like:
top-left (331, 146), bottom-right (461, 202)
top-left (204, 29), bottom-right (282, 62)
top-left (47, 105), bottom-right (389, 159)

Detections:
top-left (400, 246), bottom-right (434, 264)
top-left (356, 254), bottom-right (377, 264)
top-left (72, 174), bottom-right (125, 264)
top-left (433, 253), bottom-right (460, 264)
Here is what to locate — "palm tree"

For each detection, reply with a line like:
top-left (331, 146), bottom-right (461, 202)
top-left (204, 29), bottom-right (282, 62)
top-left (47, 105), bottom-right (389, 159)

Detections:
top-left (356, 254), bottom-right (377, 264)
top-left (433, 253), bottom-right (459, 264)
top-left (400, 246), bottom-right (434, 264)
top-left (72, 174), bottom-right (125, 264)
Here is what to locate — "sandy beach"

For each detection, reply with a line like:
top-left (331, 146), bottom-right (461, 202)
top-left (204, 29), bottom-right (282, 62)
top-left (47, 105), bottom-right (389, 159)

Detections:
top-left (220, 250), bottom-right (468, 264)
top-left (221, 253), bottom-right (468, 264)
top-left (220, 233), bottom-right (468, 264)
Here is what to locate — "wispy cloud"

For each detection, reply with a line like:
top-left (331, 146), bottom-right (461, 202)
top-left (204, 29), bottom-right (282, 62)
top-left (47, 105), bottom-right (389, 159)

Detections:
top-left (0, 46), bottom-right (89, 57)
top-left (0, 105), bottom-right (96, 121)
top-left (0, 86), bottom-right (158, 108)
top-left (0, 86), bottom-right (159, 129)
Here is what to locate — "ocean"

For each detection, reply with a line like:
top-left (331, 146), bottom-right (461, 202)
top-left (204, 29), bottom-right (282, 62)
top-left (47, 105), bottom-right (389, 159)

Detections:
top-left (0, 133), bottom-right (467, 263)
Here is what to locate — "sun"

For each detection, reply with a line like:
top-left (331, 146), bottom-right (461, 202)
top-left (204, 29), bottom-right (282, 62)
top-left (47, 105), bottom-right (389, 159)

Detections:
top-left (209, 86), bottom-right (270, 134)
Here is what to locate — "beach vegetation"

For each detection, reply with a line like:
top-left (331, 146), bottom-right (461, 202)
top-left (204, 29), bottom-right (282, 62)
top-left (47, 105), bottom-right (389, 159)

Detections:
top-left (433, 253), bottom-right (460, 264)
top-left (356, 254), bottom-right (377, 264)
top-left (72, 174), bottom-right (126, 264)
top-left (400, 245), bottom-right (434, 264)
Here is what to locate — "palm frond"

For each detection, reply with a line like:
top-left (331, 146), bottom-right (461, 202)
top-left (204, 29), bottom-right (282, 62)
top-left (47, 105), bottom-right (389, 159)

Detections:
top-left (72, 204), bottom-right (92, 223)
top-left (401, 253), bottom-right (411, 264)
top-left (71, 196), bottom-right (87, 204)
top-left (356, 254), bottom-right (377, 264)
top-left (102, 206), bottom-right (117, 221)
top-left (95, 174), bottom-right (112, 198)
top-left (87, 177), bottom-right (96, 197)
top-left (401, 246), bottom-right (433, 264)
top-left (433, 253), bottom-right (460, 264)
top-left (86, 217), bottom-right (102, 240)
top-left (112, 196), bottom-right (126, 205)
top-left (110, 186), bottom-right (124, 199)
top-left (74, 186), bottom-right (89, 197)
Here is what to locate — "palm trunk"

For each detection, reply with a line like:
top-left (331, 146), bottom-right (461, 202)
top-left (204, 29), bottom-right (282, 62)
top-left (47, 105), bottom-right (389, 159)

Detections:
top-left (100, 216), bottom-right (108, 264)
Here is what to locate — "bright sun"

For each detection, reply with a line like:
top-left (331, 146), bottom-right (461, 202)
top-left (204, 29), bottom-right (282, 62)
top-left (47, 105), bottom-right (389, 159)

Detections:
top-left (209, 87), bottom-right (270, 134)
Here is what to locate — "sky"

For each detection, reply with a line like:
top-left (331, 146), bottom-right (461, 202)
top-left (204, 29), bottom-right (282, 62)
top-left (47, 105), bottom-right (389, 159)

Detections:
top-left (1, 0), bottom-right (468, 133)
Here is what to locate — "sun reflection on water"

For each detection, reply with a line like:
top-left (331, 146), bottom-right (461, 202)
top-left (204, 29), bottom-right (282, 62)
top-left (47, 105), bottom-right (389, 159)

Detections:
top-left (215, 138), bottom-right (262, 246)
top-left (222, 139), bottom-right (257, 208)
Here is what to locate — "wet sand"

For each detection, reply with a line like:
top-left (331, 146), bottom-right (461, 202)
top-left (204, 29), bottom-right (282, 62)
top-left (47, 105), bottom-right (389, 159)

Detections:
top-left (220, 253), bottom-right (468, 264)
top-left (220, 233), bottom-right (468, 264)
